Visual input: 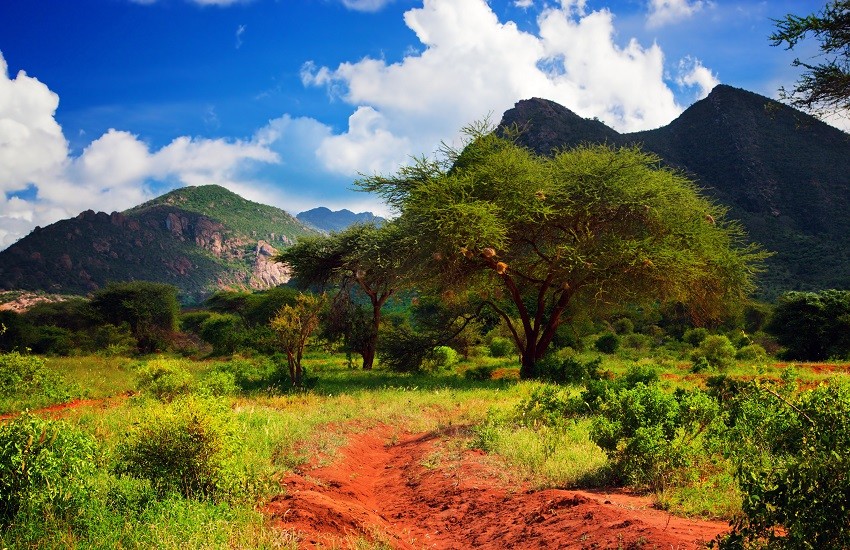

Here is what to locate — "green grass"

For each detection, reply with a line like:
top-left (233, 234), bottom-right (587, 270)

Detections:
top-left (5, 348), bottom-right (850, 546)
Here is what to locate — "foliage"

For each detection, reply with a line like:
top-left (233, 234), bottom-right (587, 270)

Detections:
top-left (612, 317), bottom-right (634, 335)
top-left (767, 289), bottom-right (850, 360)
top-left (116, 396), bottom-right (244, 501)
top-left (682, 327), bottom-right (710, 346)
top-left (771, 1), bottom-right (850, 116)
top-left (90, 281), bottom-right (180, 353)
top-left (514, 384), bottom-right (574, 428)
top-left (199, 313), bottom-right (245, 355)
top-left (735, 343), bottom-right (767, 361)
top-left (463, 363), bottom-right (498, 381)
top-left (691, 335), bottom-right (737, 371)
top-left (591, 384), bottom-right (719, 490)
top-left (488, 336), bottom-right (514, 357)
top-left (0, 413), bottom-right (97, 525)
top-left (135, 358), bottom-right (194, 402)
top-left (423, 345), bottom-right (459, 370)
top-left (359, 125), bottom-right (764, 378)
top-left (277, 223), bottom-right (406, 370)
top-left (594, 333), bottom-right (620, 354)
top-left (270, 293), bottom-right (325, 386)
top-left (536, 354), bottom-right (603, 385)
top-left (0, 352), bottom-right (71, 411)
top-left (718, 381), bottom-right (850, 549)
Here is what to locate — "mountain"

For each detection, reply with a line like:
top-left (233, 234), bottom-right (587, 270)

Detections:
top-left (296, 207), bottom-right (386, 233)
top-left (0, 185), bottom-right (320, 303)
top-left (499, 86), bottom-right (850, 297)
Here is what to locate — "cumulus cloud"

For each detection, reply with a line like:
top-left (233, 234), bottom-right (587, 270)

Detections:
top-left (0, 52), bottom-right (280, 248)
top-left (302, 0), bottom-right (706, 175)
top-left (646, 0), bottom-right (705, 28)
top-left (676, 56), bottom-right (719, 99)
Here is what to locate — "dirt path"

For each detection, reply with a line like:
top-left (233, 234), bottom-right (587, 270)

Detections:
top-left (265, 425), bottom-right (729, 549)
top-left (0, 393), bottom-right (131, 422)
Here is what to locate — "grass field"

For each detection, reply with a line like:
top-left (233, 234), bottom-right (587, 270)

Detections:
top-left (2, 349), bottom-right (849, 548)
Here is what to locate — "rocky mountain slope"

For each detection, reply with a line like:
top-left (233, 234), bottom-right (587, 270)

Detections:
top-left (0, 185), bottom-right (319, 303)
top-left (500, 85), bottom-right (850, 296)
top-left (296, 207), bottom-right (386, 233)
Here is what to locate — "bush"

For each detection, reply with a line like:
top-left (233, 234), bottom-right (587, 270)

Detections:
top-left (719, 382), bottom-right (850, 548)
top-left (767, 290), bottom-right (850, 360)
top-left (116, 396), bottom-right (243, 501)
top-left (590, 384), bottom-right (718, 490)
top-left (197, 370), bottom-right (238, 397)
top-left (464, 364), bottom-right (497, 381)
top-left (0, 351), bottom-right (70, 404)
top-left (488, 336), bottom-right (514, 358)
top-left (424, 346), bottom-right (459, 370)
top-left (612, 318), bottom-right (634, 335)
top-left (691, 334), bottom-right (736, 370)
top-left (514, 385), bottom-right (573, 428)
top-left (682, 327), bottom-right (709, 346)
top-left (735, 343), bottom-right (767, 361)
top-left (136, 358), bottom-right (194, 402)
top-left (536, 355), bottom-right (603, 385)
top-left (0, 413), bottom-right (97, 525)
top-left (199, 313), bottom-right (245, 356)
top-left (620, 333), bottom-right (652, 351)
top-left (594, 332), bottom-right (619, 353)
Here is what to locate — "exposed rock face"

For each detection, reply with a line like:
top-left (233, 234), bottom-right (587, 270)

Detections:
top-left (251, 240), bottom-right (290, 288)
top-left (0, 184), bottom-right (317, 303)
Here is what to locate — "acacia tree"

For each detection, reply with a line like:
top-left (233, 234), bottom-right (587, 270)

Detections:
top-left (270, 293), bottom-right (324, 387)
top-left (90, 281), bottom-right (179, 353)
top-left (276, 223), bottom-right (406, 370)
top-left (771, 1), bottom-right (850, 116)
top-left (359, 126), bottom-right (764, 379)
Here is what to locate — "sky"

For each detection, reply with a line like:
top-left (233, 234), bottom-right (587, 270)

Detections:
top-left (0, 0), bottom-right (838, 249)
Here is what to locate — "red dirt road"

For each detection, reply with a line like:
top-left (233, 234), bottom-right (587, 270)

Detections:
top-left (266, 425), bottom-right (729, 549)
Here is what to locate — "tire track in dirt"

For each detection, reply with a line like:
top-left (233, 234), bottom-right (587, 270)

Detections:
top-left (265, 424), bottom-right (729, 549)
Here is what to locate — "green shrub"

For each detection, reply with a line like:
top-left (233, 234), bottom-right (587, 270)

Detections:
top-left (594, 332), bottom-right (619, 353)
top-left (464, 364), bottom-right (497, 381)
top-left (0, 413), bottom-right (97, 525)
top-left (136, 358), bottom-right (194, 402)
top-left (691, 334), bottom-right (736, 370)
top-left (514, 385), bottom-right (573, 428)
top-left (590, 384), bottom-right (718, 490)
top-left (424, 346), bottom-right (458, 370)
top-left (719, 382), bottom-right (850, 548)
top-left (537, 355), bottom-right (603, 385)
top-left (199, 313), bottom-right (245, 356)
top-left (735, 343), bottom-right (767, 361)
top-left (612, 318), bottom-right (634, 335)
top-left (621, 333), bottom-right (652, 351)
top-left (488, 336), bottom-right (514, 358)
top-left (197, 370), bottom-right (238, 397)
top-left (682, 327), bottom-right (709, 346)
top-left (179, 311), bottom-right (213, 334)
top-left (0, 351), bottom-right (70, 403)
top-left (116, 396), bottom-right (243, 501)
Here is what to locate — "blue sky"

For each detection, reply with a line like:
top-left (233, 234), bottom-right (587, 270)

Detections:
top-left (0, 0), bottom-right (833, 247)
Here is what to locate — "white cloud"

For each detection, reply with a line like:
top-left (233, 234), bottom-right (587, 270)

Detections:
top-left (676, 55), bottom-right (719, 100)
top-left (302, 0), bottom-right (703, 175)
top-left (340, 0), bottom-right (395, 12)
top-left (0, 52), bottom-right (281, 248)
top-left (235, 24), bottom-right (246, 49)
top-left (514, 0), bottom-right (534, 8)
top-left (646, 0), bottom-right (705, 28)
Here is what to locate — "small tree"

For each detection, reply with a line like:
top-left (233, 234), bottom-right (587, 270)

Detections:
top-left (90, 281), bottom-right (180, 353)
top-left (270, 293), bottom-right (324, 387)
top-left (277, 223), bottom-right (406, 370)
top-left (767, 289), bottom-right (850, 360)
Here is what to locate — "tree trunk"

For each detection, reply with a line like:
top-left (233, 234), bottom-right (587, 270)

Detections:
top-left (362, 341), bottom-right (376, 370)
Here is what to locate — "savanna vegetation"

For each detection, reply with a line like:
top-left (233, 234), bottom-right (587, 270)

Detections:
top-left (2, 118), bottom-right (850, 547)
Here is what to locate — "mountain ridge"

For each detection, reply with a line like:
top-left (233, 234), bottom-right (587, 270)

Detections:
top-left (0, 185), bottom-right (319, 303)
top-left (500, 85), bottom-right (850, 296)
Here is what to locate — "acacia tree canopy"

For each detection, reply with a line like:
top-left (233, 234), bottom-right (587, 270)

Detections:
top-left (359, 127), bottom-right (765, 378)
top-left (771, 0), bottom-right (850, 116)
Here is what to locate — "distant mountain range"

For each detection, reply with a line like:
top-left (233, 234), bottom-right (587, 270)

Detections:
top-left (296, 207), bottom-right (386, 233)
top-left (500, 85), bottom-right (850, 297)
top-left (1, 85), bottom-right (847, 303)
top-left (0, 185), bottom-right (319, 303)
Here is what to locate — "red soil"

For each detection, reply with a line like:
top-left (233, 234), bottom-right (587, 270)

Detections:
top-left (266, 425), bottom-right (729, 549)
top-left (0, 392), bottom-right (131, 422)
